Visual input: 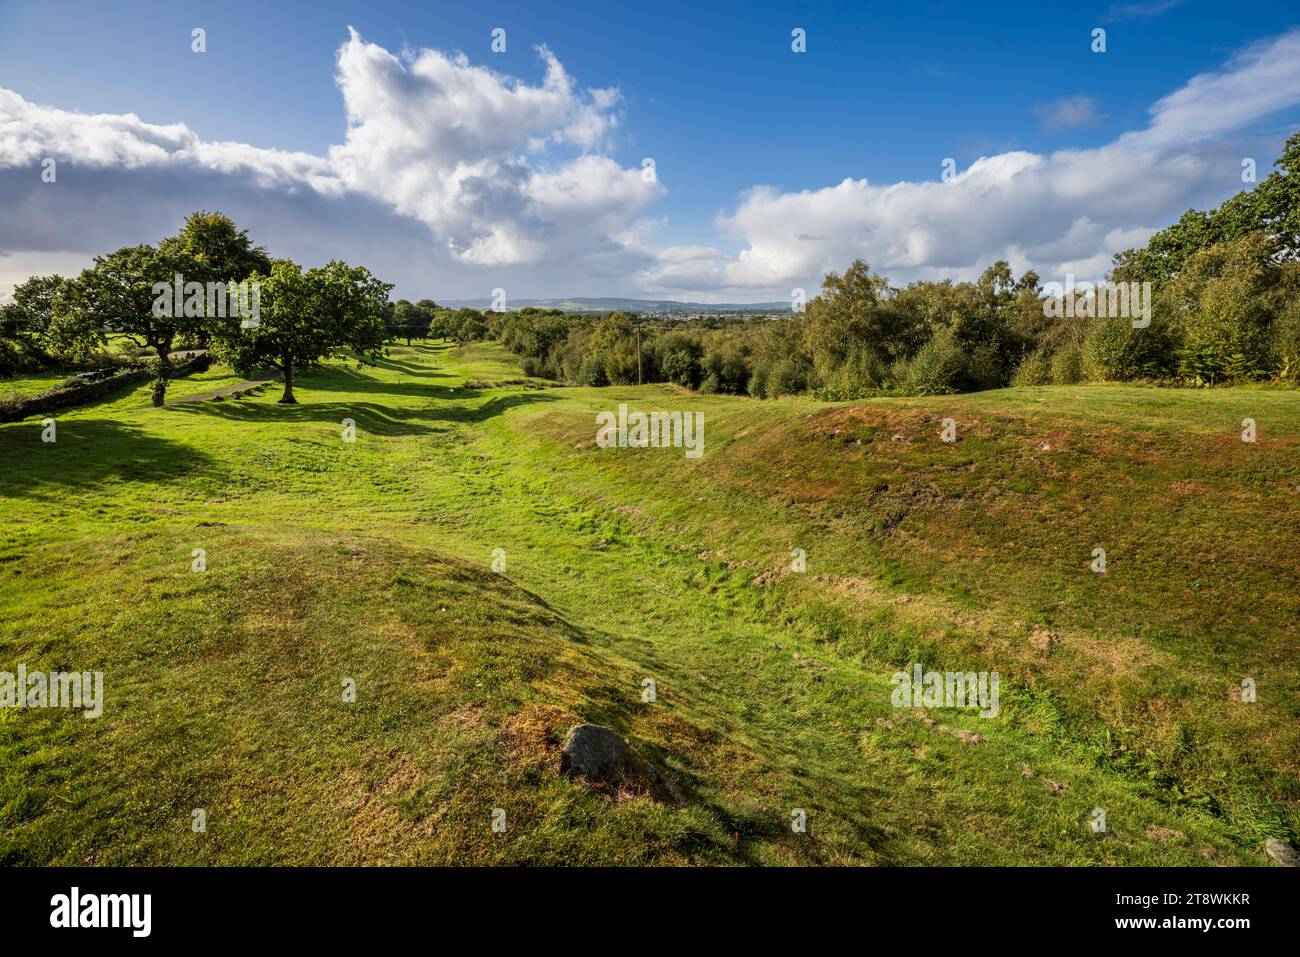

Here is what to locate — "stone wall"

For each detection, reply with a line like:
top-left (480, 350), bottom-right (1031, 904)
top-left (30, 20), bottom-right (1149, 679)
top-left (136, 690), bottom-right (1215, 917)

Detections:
top-left (0, 353), bottom-right (210, 423)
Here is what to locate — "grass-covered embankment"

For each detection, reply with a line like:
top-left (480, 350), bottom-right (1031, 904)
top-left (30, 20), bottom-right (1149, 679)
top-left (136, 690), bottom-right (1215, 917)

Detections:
top-left (1, 341), bottom-right (1294, 864)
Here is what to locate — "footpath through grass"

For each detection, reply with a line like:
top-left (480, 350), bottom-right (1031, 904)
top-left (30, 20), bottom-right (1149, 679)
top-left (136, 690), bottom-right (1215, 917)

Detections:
top-left (0, 341), bottom-right (1294, 864)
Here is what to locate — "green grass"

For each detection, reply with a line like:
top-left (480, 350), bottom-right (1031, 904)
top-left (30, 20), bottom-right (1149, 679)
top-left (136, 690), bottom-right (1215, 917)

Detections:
top-left (0, 370), bottom-right (76, 401)
top-left (1, 334), bottom-right (209, 404)
top-left (2, 362), bottom-right (252, 421)
top-left (0, 340), bottom-right (1294, 864)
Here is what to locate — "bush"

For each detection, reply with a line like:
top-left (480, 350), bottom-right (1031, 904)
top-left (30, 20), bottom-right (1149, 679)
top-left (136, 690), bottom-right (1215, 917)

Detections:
top-left (1271, 297), bottom-right (1300, 380)
top-left (660, 349), bottom-right (701, 388)
top-left (898, 327), bottom-right (965, 395)
top-left (766, 358), bottom-right (808, 398)
top-left (700, 341), bottom-right (751, 394)
top-left (748, 355), bottom-right (810, 398)
top-left (1082, 314), bottom-right (1176, 381)
top-left (1166, 233), bottom-right (1278, 383)
top-left (962, 343), bottom-right (1006, 390)
top-left (457, 319), bottom-right (488, 341)
top-left (602, 340), bottom-right (640, 385)
top-left (1176, 299), bottom-right (1273, 383)
top-left (1049, 343), bottom-right (1084, 384)
top-left (1011, 349), bottom-right (1052, 386)
top-left (575, 352), bottom-right (608, 387)
top-left (818, 348), bottom-right (886, 399)
top-left (0, 339), bottom-right (21, 379)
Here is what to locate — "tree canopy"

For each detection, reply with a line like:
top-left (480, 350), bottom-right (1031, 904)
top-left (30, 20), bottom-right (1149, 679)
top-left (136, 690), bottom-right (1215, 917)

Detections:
top-left (216, 259), bottom-right (393, 403)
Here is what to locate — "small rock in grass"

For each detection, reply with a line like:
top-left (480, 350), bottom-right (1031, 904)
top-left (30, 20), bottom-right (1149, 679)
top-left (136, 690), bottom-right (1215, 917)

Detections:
top-left (560, 724), bottom-right (632, 781)
top-left (560, 723), bottom-right (684, 806)
top-left (1265, 837), bottom-right (1300, 866)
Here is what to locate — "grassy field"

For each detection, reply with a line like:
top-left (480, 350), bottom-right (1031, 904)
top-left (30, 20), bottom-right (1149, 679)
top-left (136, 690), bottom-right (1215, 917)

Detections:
top-left (0, 340), bottom-right (1295, 864)
top-left (1, 352), bottom-right (248, 411)
top-left (0, 370), bottom-right (74, 401)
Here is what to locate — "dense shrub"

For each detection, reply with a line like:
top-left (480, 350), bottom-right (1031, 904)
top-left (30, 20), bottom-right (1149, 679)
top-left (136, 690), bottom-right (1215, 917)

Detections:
top-left (1080, 311), bottom-right (1177, 381)
top-left (898, 327), bottom-right (965, 395)
top-left (1011, 349), bottom-right (1053, 387)
top-left (1272, 296), bottom-right (1300, 381)
top-left (0, 339), bottom-right (21, 379)
top-left (1049, 342), bottom-right (1084, 384)
top-left (1164, 234), bottom-right (1279, 383)
top-left (575, 351), bottom-right (607, 386)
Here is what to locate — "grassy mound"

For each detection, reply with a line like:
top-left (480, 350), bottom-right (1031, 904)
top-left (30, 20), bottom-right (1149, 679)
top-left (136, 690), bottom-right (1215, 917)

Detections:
top-left (519, 379), bottom-right (1300, 846)
top-left (1, 341), bottom-right (1293, 864)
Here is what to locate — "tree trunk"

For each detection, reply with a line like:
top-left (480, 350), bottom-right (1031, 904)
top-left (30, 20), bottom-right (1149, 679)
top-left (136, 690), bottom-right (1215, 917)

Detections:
top-left (151, 347), bottom-right (173, 407)
top-left (279, 359), bottom-right (296, 404)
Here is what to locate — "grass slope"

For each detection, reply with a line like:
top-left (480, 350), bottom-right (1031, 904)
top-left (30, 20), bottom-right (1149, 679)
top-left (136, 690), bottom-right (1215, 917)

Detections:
top-left (0, 341), bottom-right (1294, 864)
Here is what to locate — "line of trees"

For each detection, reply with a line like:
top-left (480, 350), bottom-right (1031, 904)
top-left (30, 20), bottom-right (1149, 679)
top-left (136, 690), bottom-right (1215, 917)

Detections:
top-left (8, 131), bottom-right (1297, 403)
top-left (0, 212), bottom-right (394, 404)
top-left (489, 131), bottom-right (1300, 397)
top-left (389, 300), bottom-right (490, 346)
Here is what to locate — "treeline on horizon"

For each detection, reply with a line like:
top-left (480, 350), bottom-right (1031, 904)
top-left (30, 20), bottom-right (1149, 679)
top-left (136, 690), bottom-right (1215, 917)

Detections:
top-left (490, 132), bottom-right (1300, 398)
top-left (3, 133), bottom-right (1297, 403)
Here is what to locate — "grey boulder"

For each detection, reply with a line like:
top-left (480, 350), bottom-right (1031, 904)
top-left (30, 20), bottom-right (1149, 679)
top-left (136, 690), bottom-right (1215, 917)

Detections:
top-left (560, 724), bottom-right (634, 781)
top-left (1265, 837), bottom-right (1300, 866)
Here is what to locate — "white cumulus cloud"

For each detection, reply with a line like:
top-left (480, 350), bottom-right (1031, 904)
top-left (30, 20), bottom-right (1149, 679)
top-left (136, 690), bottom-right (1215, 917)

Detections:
top-left (0, 29), bottom-right (663, 297)
top-left (1, 28), bottom-right (1299, 303)
top-left (642, 29), bottom-right (1300, 298)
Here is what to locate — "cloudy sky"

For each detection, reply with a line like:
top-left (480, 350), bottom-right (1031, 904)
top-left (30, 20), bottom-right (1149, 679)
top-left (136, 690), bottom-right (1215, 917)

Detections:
top-left (1, 0), bottom-right (1299, 303)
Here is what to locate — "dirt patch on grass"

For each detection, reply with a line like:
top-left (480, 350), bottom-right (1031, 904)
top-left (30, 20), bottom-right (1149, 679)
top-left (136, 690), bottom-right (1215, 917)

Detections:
top-left (497, 703), bottom-right (582, 770)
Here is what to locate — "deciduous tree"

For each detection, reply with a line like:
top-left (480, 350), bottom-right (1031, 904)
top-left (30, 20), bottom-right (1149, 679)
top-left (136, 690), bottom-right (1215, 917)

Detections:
top-left (63, 244), bottom-right (201, 405)
top-left (217, 260), bottom-right (392, 403)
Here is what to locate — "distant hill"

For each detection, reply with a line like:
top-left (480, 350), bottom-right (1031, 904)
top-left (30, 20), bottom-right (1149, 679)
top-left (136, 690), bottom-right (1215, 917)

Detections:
top-left (438, 296), bottom-right (792, 315)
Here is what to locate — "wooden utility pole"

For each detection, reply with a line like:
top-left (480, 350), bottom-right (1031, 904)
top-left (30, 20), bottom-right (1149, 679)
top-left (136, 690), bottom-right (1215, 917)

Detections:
top-left (636, 317), bottom-right (643, 385)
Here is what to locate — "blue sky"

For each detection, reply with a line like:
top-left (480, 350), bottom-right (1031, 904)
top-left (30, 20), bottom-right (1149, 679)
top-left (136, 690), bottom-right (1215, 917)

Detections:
top-left (2, 0), bottom-right (1299, 301)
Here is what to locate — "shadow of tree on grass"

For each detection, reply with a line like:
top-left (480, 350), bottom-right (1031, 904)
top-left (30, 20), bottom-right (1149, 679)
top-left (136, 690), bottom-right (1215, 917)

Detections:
top-left (0, 418), bottom-right (213, 499)
top-left (300, 363), bottom-right (456, 397)
top-left (165, 389), bottom-right (560, 436)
